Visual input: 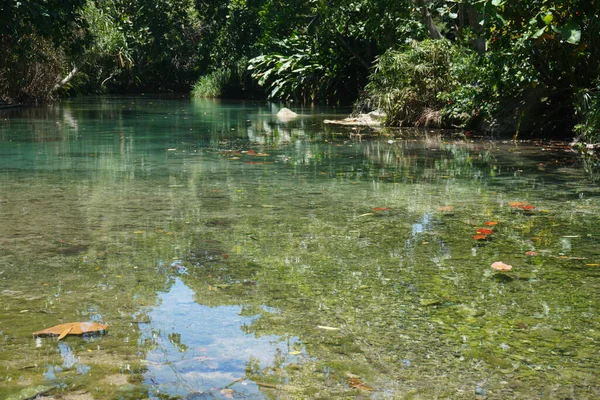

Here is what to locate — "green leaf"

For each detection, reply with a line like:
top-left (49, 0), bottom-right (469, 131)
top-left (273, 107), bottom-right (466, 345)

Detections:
top-left (542, 13), bottom-right (553, 25)
top-left (530, 26), bottom-right (546, 39)
top-left (556, 21), bottom-right (581, 44)
top-left (491, 0), bottom-right (504, 6)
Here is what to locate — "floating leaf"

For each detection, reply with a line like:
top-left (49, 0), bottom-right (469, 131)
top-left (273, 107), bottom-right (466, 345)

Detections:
top-left (33, 322), bottom-right (108, 341)
top-left (491, 261), bottom-right (513, 271)
top-left (373, 207), bottom-right (391, 211)
top-left (484, 221), bottom-right (498, 226)
top-left (476, 228), bottom-right (494, 235)
top-left (508, 201), bottom-right (528, 208)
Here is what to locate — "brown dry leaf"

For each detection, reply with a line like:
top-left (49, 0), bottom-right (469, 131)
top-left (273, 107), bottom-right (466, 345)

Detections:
top-left (33, 322), bottom-right (108, 341)
top-left (347, 377), bottom-right (375, 391)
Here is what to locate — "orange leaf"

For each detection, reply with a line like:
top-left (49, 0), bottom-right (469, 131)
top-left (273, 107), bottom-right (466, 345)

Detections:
top-left (373, 207), bottom-right (391, 211)
top-left (246, 150), bottom-right (256, 155)
top-left (33, 322), bottom-right (108, 340)
top-left (484, 221), bottom-right (498, 226)
top-left (525, 251), bottom-right (539, 256)
top-left (473, 234), bottom-right (488, 241)
top-left (476, 228), bottom-right (494, 235)
top-left (347, 378), bottom-right (375, 391)
top-left (437, 206), bottom-right (454, 211)
top-left (508, 201), bottom-right (527, 208)
top-left (520, 205), bottom-right (535, 210)
top-left (491, 261), bottom-right (513, 271)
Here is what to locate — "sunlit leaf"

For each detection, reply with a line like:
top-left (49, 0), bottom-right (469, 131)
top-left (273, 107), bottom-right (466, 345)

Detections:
top-left (555, 21), bottom-right (581, 45)
top-left (476, 228), bottom-right (494, 235)
top-left (473, 234), bottom-right (488, 241)
top-left (33, 322), bottom-right (108, 341)
top-left (484, 221), bottom-right (498, 226)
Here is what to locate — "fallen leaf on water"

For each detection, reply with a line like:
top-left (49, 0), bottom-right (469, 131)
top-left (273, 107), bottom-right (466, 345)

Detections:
top-left (373, 207), bottom-right (391, 211)
top-left (491, 261), bottom-right (513, 272)
top-left (484, 221), bottom-right (498, 226)
top-left (473, 234), bottom-right (488, 241)
top-left (476, 228), bottom-right (494, 235)
top-left (33, 322), bottom-right (108, 341)
top-left (508, 201), bottom-right (527, 208)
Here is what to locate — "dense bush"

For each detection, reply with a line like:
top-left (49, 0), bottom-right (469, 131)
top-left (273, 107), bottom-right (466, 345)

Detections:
top-left (0, 35), bottom-right (66, 104)
top-left (363, 39), bottom-right (471, 127)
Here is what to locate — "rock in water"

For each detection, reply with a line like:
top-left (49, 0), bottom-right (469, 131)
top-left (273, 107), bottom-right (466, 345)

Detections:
top-left (276, 108), bottom-right (298, 120)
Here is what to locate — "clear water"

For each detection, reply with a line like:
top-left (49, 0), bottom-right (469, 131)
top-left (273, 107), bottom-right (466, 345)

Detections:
top-left (1, 97), bottom-right (599, 399)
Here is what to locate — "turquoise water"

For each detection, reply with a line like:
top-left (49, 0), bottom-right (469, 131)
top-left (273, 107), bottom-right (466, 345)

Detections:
top-left (1, 97), bottom-right (600, 399)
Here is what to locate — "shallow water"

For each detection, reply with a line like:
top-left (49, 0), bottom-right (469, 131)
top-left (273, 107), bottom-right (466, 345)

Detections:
top-left (1, 97), bottom-right (600, 399)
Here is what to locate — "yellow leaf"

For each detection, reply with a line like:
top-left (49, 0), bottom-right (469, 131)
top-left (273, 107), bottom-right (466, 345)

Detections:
top-left (57, 327), bottom-right (73, 341)
top-left (33, 322), bottom-right (108, 341)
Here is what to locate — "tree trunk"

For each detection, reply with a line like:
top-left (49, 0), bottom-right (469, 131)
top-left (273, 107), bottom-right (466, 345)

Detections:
top-left (53, 65), bottom-right (79, 92)
top-left (414, 0), bottom-right (443, 39)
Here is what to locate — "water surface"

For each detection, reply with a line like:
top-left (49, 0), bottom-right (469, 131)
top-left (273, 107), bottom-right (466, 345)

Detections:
top-left (1, 97), bottom-right (600, 399)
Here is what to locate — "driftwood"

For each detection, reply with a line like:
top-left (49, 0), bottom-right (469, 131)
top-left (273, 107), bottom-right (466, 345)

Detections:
top-left (324, 111), bottom-right (382, 127)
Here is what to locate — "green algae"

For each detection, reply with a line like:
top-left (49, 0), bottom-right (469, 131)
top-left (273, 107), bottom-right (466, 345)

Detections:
top-left (1, 98), bottom-right (599, 398)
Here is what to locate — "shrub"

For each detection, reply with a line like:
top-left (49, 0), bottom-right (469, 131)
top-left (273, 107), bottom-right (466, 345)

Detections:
top-left (0, 35), bottom-right (65, 104)
top-left (192, 68), bottom-right (232, 98)
top-left (363, 39), bottom-right (473, 127)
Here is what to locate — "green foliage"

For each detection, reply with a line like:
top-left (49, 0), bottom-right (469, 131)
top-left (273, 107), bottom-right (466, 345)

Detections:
top-left (574, 87), bottom-right (600, 143)
top-left (0, 35), bottom-right (66, 103)
top-left (192, 69), bottom-right (232, 98)
top-left (364, 39), bottom-right (466, 127)
top-left (249, 35), bottom-right (334, 102)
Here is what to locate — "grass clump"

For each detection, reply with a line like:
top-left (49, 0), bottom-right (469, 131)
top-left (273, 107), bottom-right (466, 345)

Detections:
top-left (192, 68), bottom-right (232, 98)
